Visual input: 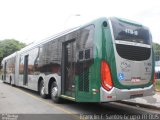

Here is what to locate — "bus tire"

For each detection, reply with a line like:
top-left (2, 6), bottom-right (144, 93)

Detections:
top-left (10, 76), bottom-right (12, 85)
top-left (51, 82), bottom-right (61, 103)
top-left (39, 80), bottom-right (47, 99)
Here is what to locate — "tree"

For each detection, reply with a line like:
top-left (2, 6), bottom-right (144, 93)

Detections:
top-left (0, 39), bottom-right (26, 68)
top-left (153, 42), bottom-right (160, 61)
top-left (153, 42), bottom-right (160, 55)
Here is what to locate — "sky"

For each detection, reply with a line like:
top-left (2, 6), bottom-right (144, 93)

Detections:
top-left (0, 0), bottom-right (159, 44)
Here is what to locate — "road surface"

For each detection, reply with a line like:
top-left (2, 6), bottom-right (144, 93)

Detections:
top-left (0, 80), bottom-right (159, 120)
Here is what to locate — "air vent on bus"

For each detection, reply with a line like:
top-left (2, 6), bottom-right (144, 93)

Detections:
top-left (78, 69), bottom-right (89, 92)
top-left (116, 44), bottom-right (151, 61)
top-left (85, 49), bottom-right (90, 59)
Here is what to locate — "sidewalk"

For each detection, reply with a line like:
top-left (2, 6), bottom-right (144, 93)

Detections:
top-left (121, 92), bottom-right (160, 110)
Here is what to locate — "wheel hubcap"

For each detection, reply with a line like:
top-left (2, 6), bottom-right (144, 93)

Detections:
top-left (52, 86), bottom-right (58, 97)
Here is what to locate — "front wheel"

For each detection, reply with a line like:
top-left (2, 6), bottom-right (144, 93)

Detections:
top-left (51, 82), bottom-right (62, 103)
top-left (39, 80), bottom-right (47, 98)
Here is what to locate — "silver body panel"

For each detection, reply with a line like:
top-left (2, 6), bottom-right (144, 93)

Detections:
top-left (17, 73), bottom-right (61, 96)
top-left (4, 49), bottom-right (61, 96)
top-left (1, 52), bottom-right (17, 85)
top-left (114, 45), bottom-right (152, 86)
top-left (100, 85), bottom-right (154, 102)
top-left (18, 74), bottom-right (40, 91)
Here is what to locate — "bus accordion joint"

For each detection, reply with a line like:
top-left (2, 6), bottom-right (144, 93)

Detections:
top-left (101, 60), bottom-right (113, 91)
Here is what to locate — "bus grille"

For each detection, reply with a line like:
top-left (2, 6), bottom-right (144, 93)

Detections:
top-left (79, 69), bottom-right (89, 92)
top-left (116, 44), bottom-right (151, 61)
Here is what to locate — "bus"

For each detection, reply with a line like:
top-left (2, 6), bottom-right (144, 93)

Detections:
top-left (1, 17), bottom-right (155, 103)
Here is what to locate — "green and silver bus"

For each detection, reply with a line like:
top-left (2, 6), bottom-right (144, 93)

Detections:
top-left (1, 17), bottom-right (155, 103)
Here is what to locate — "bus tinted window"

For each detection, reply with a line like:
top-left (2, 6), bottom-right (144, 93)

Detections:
top-left (77, 25), bottom-right (94, 61)
top-left (110, 18), bottom-right (151, 45)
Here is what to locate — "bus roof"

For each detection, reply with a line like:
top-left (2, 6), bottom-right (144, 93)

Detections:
top-left (115, 17), bottom-right (143, 27)
top-left (3, 17), bottom-right (149, 55)
top-left (2, 52), bottom-right (17, 62)
top-left (18, 17), bottom-right (107, 54)
top-left (19, 26), bottom-right (81, 53)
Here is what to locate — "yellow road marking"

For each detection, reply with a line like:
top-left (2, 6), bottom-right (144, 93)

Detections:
top-left (12, 86), bottom-right (81, 120)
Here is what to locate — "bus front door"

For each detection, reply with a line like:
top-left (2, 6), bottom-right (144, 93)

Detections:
top-left (62, 40), bottom-right (76, 98)
top-left (4, 62), bottom-right (7, 81)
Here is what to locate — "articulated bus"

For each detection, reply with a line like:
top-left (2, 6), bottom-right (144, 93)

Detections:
top-left (1, 17), bottom-right (155, 103)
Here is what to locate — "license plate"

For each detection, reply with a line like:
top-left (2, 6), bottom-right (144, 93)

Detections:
top-left (131, 78), bottom-right (141, 82)
top-left (130, 94), bottom-right (143, 99)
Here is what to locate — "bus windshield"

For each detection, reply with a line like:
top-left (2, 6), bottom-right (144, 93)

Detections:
top-left (110, 18), bottom-right (151, 45)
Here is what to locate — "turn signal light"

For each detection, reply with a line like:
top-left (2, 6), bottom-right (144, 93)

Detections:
top-left (101, 60), bottom-right (113, 91)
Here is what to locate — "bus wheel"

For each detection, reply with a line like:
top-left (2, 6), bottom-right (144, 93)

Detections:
top-left (51, 82), bottom-right (61, 103)
top-left (10, 76), bottom-right (12, 85)
top-left (39, 80), bottom-right (47, 98)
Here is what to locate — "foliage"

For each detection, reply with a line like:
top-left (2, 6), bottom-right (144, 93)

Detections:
top-left (0, 39), bottom-right (26, 67)
top-left (153, 42), bottom-right (160, 54)
top-left (156, 80), bottom-right (160, 91)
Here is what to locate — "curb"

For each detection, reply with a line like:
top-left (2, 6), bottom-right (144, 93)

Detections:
top-left (118, 101), bottom-right (160, 111)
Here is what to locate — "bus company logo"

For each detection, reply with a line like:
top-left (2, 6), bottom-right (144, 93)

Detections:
top-left (118, 73), bottom-right (125, 80)
top-left (120, 61), bottom-right (131, 72)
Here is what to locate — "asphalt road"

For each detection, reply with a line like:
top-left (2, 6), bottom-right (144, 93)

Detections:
top-left (0, 80), bottom-right (159, 120)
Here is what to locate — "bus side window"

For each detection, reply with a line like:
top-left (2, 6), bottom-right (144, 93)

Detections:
top-left (76, 25), bottom-right (94, 75)
top-left (77, 25), bottom-right (94, 61)
top-left (79, 25), bottom-right (94, 50)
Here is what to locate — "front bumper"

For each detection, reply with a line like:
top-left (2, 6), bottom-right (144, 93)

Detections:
top-left (100, 85), bottom-right (155, 102)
